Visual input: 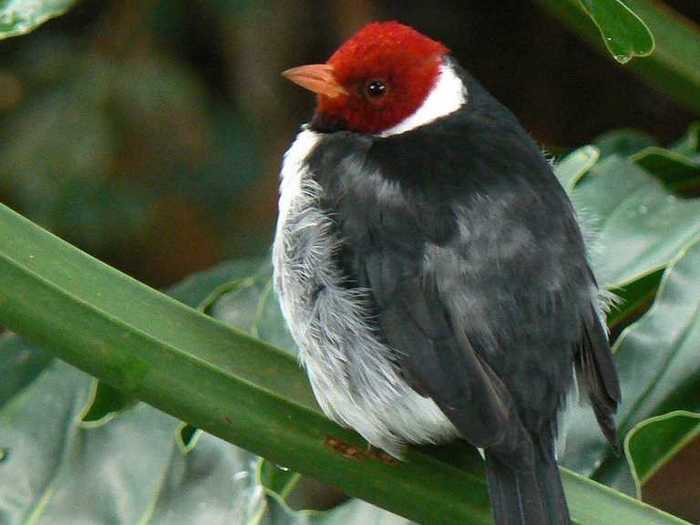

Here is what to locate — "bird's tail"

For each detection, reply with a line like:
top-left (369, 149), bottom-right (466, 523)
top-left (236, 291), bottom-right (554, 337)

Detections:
top-left (484, 442), bottom-right (570, 525)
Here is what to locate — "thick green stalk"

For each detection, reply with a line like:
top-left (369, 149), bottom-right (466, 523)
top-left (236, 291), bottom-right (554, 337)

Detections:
top-left (0, 203), bottom-right (688, 525)
top-left (535, 0), bottom-right (700, 115)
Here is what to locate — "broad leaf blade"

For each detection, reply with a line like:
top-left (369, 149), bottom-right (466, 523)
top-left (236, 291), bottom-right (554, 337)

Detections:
top-left (671, 122), bottom-right (699, 160)
top-left (207, 271), bottom-right (295, 353)
top-left (79, 381), bottom-right (137, 426)
top-left (167, 259), bottom-right (264, 308)
top-left (0, 353), bottom-right (263, 524)
top-left (0, 0), bottom-right (77, 40)
top-left (625, 411), bottom-right (700, 498)
top-left (310, 500), bottom-right (411, 524)
top-left (0, 334), bottom-right (52, 408)
top-left (573, 155), bottom-right (700, 287)
top-left (594, 129), bottom-right (657, 159)
top-left (535, 0), bottom-right (700, 115)
top-left (146, 433), bottom-right (263, 524)
top-left (563, 240), bottom-right (700, 494)
top-left (555, 145), bottom-right (600, 192)
top-left (578, 0), bottom-right (654, 63)
top-left (632, 148), bottom-right (700, 192)
top-left (606, 269), bottom-right (662, 329)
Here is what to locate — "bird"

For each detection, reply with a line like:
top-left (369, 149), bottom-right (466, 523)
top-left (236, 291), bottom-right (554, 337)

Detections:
top-left (273, 21), bottom-right (620, 525)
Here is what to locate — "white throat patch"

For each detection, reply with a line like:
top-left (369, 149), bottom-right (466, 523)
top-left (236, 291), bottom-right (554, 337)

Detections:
top-left (379, 62), bottom-right (467, 137)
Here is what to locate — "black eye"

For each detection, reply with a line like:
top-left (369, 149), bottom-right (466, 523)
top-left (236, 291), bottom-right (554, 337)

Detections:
top-left (365, 80), bottom-right (387, 98)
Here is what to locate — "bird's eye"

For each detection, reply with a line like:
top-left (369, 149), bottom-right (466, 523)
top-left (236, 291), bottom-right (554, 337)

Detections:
top-left (365, 80), bottom-right (387, 98)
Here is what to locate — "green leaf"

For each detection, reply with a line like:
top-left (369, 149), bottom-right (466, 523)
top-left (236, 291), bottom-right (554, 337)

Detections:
top-left (578, 0), bottom-right (655, 63)
top-left (0, 334), bottom-right (52, 408)
top-left (1, 335), bottom-right (687, 525)
top-left (0, 355), bottom-right (264, 524)
top-left (309, 500), bottom-right (410, 524)
top-left (167, 258), bottom-right (264, 308)
top-left (555, 145), bottom-right (600, 193)
top-left (259, 460), bottom-right (302, 502)
top-left (176, 423), bottom-right (201, 452)
top-left (563, 240), bottom-right (700, 495)
top-left (671, 122), bottom-right (700, 160)
top-left (0, 0), bottom-right (77, 40)
top-left (632, 147), bottom-right (700, 192)
top-left (606, 269), bottom-right (662, 329)
top-left (79, 381), bottom-right (138, 426)
top-left (594, 129), bottom-right (657, 159)
top-left (535, 0), bottom-right (700, 115)
top-left (625, 411), bottom-right (700, 498)
top-left (0, 255), bottom-right (279, 523)
top-left (79, 260), bottom-right (262, 430)
top-left (205, 268), bottom-right (296, 354)
top-left (573, 155), bottom-right (700, 287)
top-left (0, 202), bottom-right (688, 523)
top-left (0, 333), bottom-right (395, 524)
top-left (563, 126), bottom-right (700, 329)
top-left (264, 494), bottom-right (413, 525)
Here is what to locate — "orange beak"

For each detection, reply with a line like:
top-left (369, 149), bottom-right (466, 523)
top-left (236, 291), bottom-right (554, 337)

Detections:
top-left (282, 64), bottom-right (348, 98)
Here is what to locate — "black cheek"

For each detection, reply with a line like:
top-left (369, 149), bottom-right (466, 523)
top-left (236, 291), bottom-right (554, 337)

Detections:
top-left (310, 112), bottom-right (349, 133)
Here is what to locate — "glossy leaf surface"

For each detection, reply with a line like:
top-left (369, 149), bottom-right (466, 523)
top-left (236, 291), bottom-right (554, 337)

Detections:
top-left (578, 0), bottom-right (654, 63)
top-left (0, 0), bottom-right (76, 40)
top-left (563, 241), bottom-right (700, 495)
top-left (536, 0), bottom-right (700, 115)
top-left (625, 411), bottom-right (700, 498)
top-left (573, 156), bottom-right (700, 287)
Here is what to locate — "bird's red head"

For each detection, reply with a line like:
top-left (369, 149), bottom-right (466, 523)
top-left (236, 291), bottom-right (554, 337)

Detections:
top-left (283, 22), bottom-right (449, 134)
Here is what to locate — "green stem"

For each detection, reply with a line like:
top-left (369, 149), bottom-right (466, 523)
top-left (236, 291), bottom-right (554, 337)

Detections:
top-left (0, 203), bottom-right (688, 524)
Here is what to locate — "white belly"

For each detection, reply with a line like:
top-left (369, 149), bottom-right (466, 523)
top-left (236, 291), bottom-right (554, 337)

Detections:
top-left (272, 128), bottom-right (458, 457)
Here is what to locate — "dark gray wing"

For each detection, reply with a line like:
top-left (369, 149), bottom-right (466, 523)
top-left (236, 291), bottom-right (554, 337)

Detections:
top-left (307, 132), bottom-right (522, 449)
top-left (364, 249), bottom-right (516, 448)
top-left (307, 98), bottom-right (619, 452)
top-left (577, 286), bottom-right (622, 448)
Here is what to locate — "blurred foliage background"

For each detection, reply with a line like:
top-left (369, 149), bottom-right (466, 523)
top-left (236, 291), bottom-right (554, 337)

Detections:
top-left (1, 0), bottom-right (699, 288)
top-left (1, 0), bottom-right (699, 522)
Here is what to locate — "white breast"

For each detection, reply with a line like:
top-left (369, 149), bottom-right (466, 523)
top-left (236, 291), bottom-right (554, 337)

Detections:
top-left (272, 128), bottom-right (458, 457)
